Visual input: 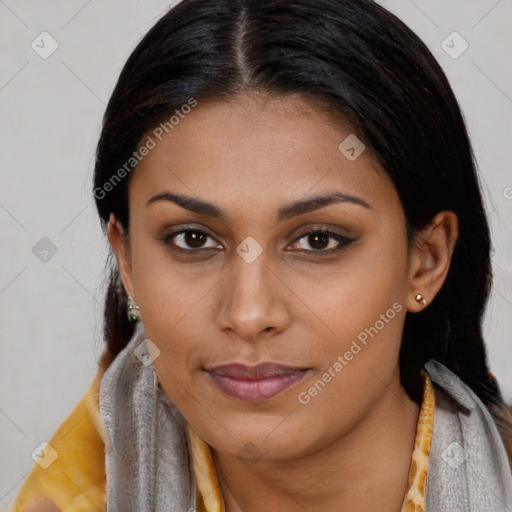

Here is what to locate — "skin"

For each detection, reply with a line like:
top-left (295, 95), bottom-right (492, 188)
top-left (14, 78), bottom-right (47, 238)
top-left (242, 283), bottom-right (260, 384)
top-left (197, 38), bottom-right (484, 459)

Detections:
top-left (108, 91), bottom-right (458, 512)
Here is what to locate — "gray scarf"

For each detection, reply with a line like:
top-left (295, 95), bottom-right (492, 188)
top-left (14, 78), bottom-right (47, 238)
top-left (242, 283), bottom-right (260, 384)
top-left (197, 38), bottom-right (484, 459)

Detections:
top-left (98, 323), bottom-right (512, 511)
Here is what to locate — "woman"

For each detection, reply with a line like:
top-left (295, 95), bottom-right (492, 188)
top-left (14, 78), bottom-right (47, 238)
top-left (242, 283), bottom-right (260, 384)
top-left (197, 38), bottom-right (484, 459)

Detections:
top-left (11, 0), bottom-right (512, 511)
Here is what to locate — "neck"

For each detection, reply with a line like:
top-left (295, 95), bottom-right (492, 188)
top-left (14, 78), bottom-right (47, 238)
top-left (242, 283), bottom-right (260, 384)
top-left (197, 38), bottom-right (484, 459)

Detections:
top-left (212, 368), bottom-right (420, 512)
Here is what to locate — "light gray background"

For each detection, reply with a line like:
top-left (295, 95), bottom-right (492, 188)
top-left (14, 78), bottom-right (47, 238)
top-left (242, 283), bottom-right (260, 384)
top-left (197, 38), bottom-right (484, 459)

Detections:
top-left (1, 0), bottom-right (511, 507)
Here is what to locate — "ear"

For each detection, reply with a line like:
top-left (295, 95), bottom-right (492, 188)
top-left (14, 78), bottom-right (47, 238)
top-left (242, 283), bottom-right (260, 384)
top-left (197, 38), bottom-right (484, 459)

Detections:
top-left (406, 210), bottom-right (459, 313)
top-left (107, 212), bottom-right (136, 299)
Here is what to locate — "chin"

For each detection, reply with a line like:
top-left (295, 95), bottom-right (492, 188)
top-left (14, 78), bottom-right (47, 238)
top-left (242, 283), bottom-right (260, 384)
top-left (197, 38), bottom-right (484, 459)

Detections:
top-left (202, 417), bottom-right (317, 463)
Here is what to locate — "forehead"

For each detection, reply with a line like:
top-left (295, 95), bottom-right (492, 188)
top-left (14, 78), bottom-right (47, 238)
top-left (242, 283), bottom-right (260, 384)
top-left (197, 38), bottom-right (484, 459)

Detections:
top-left (128, 92), bottom-right (399, 218)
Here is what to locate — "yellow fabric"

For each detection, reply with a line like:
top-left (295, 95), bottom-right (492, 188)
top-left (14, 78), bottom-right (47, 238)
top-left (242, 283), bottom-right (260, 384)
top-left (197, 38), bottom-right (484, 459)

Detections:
top-left (10, 361), bottom-right (108, 512)
top-left (10, 365), bottom-right (434, 512)
top-left (400, 370), bottom-right (435, 512)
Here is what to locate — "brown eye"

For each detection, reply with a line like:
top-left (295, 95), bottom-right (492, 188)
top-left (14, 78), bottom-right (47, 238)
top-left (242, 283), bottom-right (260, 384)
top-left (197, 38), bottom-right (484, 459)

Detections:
top-left (183, 231), bottom-right (208, 248)
top-left (289, 229), bottom-right (354, 254)
top-left (162, 229), bottom-right (222, 251)
top-left (307, 232), bottom-right (330, 250)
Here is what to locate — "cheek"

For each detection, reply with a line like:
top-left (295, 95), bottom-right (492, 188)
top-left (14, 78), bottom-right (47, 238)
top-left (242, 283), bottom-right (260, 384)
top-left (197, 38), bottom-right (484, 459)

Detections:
top-left (288, 252), bottom-right (409, 452)
top-left (301, 229), bottom-right (408, 348)
top-left (296, 227), bottom-right (409, 405)
top-left (130, 232), bottom-right (215, 333)
top-left (128, 242), bottom-right (215, 390)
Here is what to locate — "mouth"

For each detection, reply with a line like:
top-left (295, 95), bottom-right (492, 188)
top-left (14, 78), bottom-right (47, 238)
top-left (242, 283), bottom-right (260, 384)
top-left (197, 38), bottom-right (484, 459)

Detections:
top-left (205, 362), bottom-right (312, 403)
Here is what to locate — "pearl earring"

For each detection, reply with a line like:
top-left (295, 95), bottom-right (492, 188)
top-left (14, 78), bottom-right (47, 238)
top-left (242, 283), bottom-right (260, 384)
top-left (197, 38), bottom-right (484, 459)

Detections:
top-left (127, 296), bottom-right (140, 323)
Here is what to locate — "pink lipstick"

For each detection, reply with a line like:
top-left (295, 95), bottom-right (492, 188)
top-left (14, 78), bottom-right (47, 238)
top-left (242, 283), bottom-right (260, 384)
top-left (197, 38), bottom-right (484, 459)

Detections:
top-left (205, 363), bottom-right (311, 402)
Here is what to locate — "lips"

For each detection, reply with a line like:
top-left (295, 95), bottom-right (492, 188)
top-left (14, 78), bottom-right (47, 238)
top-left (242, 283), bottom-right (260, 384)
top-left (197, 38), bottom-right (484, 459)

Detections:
top-left (205, 363), bottom-right (311, 402)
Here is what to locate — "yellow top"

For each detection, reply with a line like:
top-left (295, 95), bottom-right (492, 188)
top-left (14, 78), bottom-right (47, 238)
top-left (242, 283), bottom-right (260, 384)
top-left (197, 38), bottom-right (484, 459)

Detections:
top-left (10, 363), bottom-right (435, 512)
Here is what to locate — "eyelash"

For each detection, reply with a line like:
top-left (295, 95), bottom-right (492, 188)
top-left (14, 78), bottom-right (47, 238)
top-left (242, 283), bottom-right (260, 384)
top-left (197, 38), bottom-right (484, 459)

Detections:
top-left (159, 226), bottom-right (355, 256)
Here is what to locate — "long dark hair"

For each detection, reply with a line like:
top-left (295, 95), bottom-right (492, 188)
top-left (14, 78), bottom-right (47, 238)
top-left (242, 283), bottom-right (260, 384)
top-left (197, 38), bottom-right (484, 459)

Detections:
top-left (93, 0), bottom-right (512, 463)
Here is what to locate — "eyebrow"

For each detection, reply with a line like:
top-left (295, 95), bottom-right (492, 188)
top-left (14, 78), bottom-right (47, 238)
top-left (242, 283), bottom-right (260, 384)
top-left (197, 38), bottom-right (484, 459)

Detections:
top-left (145, 190), bottom-right (372, 221)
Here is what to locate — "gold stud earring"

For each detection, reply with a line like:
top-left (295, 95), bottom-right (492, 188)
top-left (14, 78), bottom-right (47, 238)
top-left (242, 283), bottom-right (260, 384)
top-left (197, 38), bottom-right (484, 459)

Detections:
top-left (415, 293), bottom-right (427, 306)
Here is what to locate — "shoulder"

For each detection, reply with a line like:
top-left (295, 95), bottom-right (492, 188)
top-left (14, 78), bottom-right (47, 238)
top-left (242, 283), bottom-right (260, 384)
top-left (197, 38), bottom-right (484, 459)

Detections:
top-left (24, 500), bottom-right (61, 512)
top-left (424, 359), bottom-right (512, 509)
top-left (9, 358), bottom-right (109, 512)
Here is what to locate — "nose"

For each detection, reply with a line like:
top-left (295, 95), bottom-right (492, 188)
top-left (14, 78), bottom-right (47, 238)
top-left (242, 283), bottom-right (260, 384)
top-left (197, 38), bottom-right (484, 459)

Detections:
top-left (216, 248), bottom-right (291, 343)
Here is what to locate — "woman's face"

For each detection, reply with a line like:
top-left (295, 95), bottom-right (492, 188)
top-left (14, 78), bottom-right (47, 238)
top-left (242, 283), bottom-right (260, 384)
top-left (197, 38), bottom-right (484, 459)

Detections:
top-left (111, 92), bottom-right (421, 462)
